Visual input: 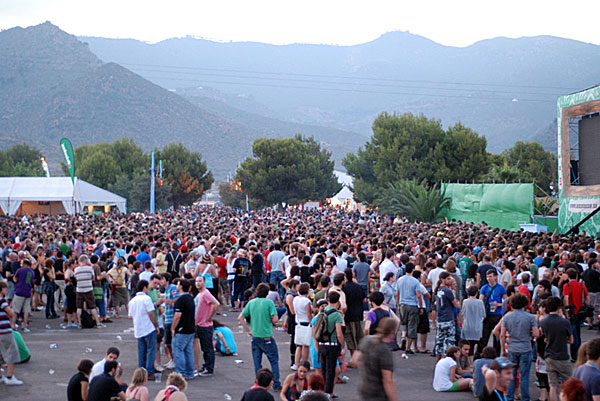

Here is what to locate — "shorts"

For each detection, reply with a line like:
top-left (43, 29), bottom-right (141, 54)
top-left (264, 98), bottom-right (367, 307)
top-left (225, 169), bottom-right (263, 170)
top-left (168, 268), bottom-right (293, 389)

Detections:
top-left (0, 333), bottom-right (20, 365)
top-left (417, 310), bottom-right (430, 334)
top-left (76, 291), bottom-right (96, 310)
top-left (434, 320), bottom-right (456, 357)
top-left (546, 358), bottom-right (573, 387)
top-left (589, 292), bottom-right (600, 316)
top-left (400, 304), bottom-right (419, 339)
top-left (112, 287), bottom-right (129, 307)
top-left (164, 324), bottom-right (172, 346)
top-left (444, 381), bottom-right (460, 392)
top-left (344, 321), bottom-right (364, 351)
top-left (12, 295), bottom-right (31, 315)
top-left (157, 328), bottom-right (164, 344)
top-left (219, 278), bottom-right (229, 295)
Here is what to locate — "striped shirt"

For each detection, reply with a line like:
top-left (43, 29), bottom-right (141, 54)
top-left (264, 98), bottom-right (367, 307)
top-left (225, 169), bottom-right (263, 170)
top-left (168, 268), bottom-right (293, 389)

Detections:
top-left (74, 265), bottom-right (95, 293)
top-left (164, 283), bottom-right (180, 325)
top-left (0, 297), bottom-right (12, 335)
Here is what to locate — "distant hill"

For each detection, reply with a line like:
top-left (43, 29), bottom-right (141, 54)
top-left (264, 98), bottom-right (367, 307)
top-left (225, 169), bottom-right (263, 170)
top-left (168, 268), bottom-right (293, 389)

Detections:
top-left (81, 32), bottom-right (600, 152)
top-left (0, 23), bottom-right (362, 178)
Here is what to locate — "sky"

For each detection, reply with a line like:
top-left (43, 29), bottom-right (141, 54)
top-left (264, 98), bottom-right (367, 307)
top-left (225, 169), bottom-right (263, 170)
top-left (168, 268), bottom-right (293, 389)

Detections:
top-left (1, 0), bottom-right (599, 47)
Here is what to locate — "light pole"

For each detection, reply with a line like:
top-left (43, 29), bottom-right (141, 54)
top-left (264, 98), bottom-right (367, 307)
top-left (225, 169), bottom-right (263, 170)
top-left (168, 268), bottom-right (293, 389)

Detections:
top-left (150, 152), bottom-right (155, 214)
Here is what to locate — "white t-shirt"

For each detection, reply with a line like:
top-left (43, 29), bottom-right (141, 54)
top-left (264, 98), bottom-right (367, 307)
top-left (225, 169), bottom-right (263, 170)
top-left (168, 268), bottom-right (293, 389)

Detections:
top-left (89, 358), bottom-right (106, 382)
top-left (336, 257), bottom-right (348, 273)
top-left (432, 356), bottom-right (457, 391)
top-left (139, 270), bottom-right (153, 283)
top-left (538, 266), bottom-right (549, 282)
top-left (379, 259), bottom-right (397, 285)
top-left (128, 292), bottom-right (156, 338)
top-left (293, 296), bottom-right (312, 324)
top-left (428, 267), bottom-right (446, 290)
top-left (516, 272), bottom-right (534, 291)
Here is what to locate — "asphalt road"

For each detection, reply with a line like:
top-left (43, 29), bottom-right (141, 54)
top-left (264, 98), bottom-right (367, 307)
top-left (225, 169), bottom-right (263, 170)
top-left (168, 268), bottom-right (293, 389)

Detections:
top-left (6, 307), bottom-right (595, 401)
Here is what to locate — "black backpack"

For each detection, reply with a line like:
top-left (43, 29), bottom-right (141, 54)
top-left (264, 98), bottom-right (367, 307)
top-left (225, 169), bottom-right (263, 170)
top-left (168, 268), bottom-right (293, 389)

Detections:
top-left (80, 310), bottom-right (96, 328)
top-left (369, 308), bottom-right (391, 335)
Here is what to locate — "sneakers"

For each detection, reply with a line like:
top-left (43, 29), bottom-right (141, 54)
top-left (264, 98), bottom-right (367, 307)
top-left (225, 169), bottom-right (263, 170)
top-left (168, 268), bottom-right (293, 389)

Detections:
top-left (5, 376), bottom-right (24, 386)
top-left (22, 327), bottom-right (31, 333)
top-left (194, 369), bottom-right (201, 377)
top-left (154, 363), bottom-right (165, 373)
top-left (97, 323), bottom-right (106, 328)
top-left (164, 360), bottom-right (176, 369)
top-left (290, 364), bottom-right (297, 371)
top-left (198, 368), bottom-right (213, 377)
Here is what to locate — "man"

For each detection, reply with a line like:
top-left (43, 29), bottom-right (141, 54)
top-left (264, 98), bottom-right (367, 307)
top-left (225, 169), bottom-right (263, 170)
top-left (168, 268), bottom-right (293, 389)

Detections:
top-left (358, 317), bottom-right (399, 401)
top-left (238, 283), bottom-right (281, 391)
top-left (128, 280), bottom-right (159, 380)
top-left (540, 296), bottom-right (573, 401)
top-left (315, 291), bottom-right (344, 397)
top-left (573, 337), bottom-right (600, 401)
top-left (0, 281), bottom-right (23, 385)
top-left (500, 293), bottom-right (539, 401)
top-left (74, 255), bottom-right (104, 329)
top-left (434, 272), bottom-right (460, 359)
top-left (240, 368), bottom-right (275, 401)
top-left (172, 278), bottom-right (195, 379)
top-left (87, 360), bottom-right (126, 401)
top-left (378, 249), bottom-right (397, 286)
top-left (500, 260), bottom-right (513, 288)
top-left (249, 246), bottom-right (266, 290)
top-left (353, 252), bottom-right (371, 309)
top-left (582, 259), bottom-right (600, 329)
top-left (477, 269), bottom-right (506, 358)
top-left (329, 273), bottom-right (347, 316)
top-left (147, 274), bottom-right (165, 372)
top-left (139, 261), bottom-right (154, 283)
top-left (184, 251), bottom-right (200, 277)
top-left (166, 243), bottom-right (183, 278)
top-left (476, 255), bottom-right (497, 288)
top-left (342, 269), bottom-right (365, 367)
top-left (458, 248), bottom-right (474, 283)
top-left (136, 244), bottom-right (151, 265)
top-left (11, 259), bottom-right (35, 333)
top-left (194, 275), bottom-right (219, 376)
top-left (427, 259), bottom-right (446, 291)
top-left (162, 274), bottom-right (179, 369)
top-left (397, 263), bottom-right (424, 354)
top-left (267, 243), bottom-right (286, 299)
top-left (473, 347), bottom-right (497, 397)
top-left (480, 357), bottom-right (515, 401)
top-left (335, 248), bottom-right (348, 273)
top-left (89, 347), bottom-right (124, 388)
top-left (563, 267), bottom-right (590, 358)
top-left (232, 249), bottom-right (251, 310)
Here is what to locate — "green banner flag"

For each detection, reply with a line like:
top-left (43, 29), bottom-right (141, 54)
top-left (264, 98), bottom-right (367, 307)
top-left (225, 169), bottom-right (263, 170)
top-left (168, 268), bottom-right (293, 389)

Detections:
top-left (60, 138), bottom-right (75, 183)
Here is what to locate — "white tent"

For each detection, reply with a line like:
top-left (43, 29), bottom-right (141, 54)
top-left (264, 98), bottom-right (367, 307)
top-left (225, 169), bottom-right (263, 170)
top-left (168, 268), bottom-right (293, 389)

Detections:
top-left (0, 177), bottom-right (126, 216)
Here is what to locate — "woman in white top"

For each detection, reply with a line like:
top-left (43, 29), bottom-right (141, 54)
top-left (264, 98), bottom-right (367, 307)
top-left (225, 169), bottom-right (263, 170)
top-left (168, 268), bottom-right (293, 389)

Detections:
top-left (432, 346), bottom-right (472, 392)
top-left (292, 282), bottom-right (313, 368)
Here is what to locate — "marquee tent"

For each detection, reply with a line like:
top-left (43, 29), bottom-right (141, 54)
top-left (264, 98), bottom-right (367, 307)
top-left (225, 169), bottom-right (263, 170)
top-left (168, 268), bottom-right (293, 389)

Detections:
top-left (0, 177), bottom-right (126, 216)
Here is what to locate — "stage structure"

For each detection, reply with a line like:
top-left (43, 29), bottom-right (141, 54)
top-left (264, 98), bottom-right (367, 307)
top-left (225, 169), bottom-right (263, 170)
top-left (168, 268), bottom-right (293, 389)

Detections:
top-left (557, 84), bottom-right (600, 235)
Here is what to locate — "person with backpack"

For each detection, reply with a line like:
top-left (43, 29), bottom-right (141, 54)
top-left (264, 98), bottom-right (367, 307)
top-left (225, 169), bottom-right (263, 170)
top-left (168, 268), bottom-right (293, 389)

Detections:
top-left (166, 244), bottom-right (183, 278)
top-left (313, 291), bottom-right (344, 397)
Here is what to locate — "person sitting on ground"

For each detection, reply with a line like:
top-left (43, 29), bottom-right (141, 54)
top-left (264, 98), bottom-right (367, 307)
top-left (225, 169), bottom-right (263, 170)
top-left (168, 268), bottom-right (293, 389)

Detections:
top-left (213, 319), bottom-right (237, 356)
top-left (432, 345), bottom-right (473, 392)
top-left (89, 346), bottom-right (125, 390)
top-left (153, 372), bottom-right (188, 401)
top-left (125, 367), bottom-right (149, 401)
top-left (281, 360), bottom-right (310, 401)
top-left (87, 360), bottom-right (126, 401)
top-left (241, 368), bottom-right (275, 401)
top-left (67, 359), bottom-right (94, 401)
top-left (472, 346), bottom-right (497, 397)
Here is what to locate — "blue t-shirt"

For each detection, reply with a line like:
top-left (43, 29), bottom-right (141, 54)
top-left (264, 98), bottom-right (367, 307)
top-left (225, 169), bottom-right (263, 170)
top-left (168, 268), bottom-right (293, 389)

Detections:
top-left (397, 275), bottom-right (421, 307)
top-left (573, 364), bottom-right (600, 401)
top-left (136, 252), bottom-right (151, 264)
top-left (215, 327), bottom-right (237, 354)
top-left (473, 358), bottom-right (493, 396)
top-left (533, 256), bottom-right (543, 268)
top-left (436, 286), bottom-right (455, 322)
top-left (480, 284), bottom-right (506, 316)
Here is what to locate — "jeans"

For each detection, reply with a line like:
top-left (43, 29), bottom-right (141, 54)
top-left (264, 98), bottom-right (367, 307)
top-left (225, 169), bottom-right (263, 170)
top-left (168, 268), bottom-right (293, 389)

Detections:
top-left (137, 331), bottom-right (157, 376)
top-left (173, 332), bottom-right (195, 378)
top-left (233, 277), bottom-right (249, 304)
top-left (507, 350), bottom-right (533, 401)
top-left (251, 336), bottom-right (281, 388)
top-left (43, 283), bottom-right (57, 318)
top-left (360, 284), bottom-right (369, 311)
top-left (318, 344), bottom-right (340, 395)
top-left (570, 317), bottom-right (581, 359)
top-left (270, 271), bottom-right (285, 300)
top-left (196, 326), bottom-right (215, 373)
top-left (252, 275), bottom-right (263, 290)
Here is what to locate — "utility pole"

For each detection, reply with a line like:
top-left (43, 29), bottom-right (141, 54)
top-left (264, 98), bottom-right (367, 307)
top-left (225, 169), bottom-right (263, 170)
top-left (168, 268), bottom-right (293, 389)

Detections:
top-left (150, 152), bottom-right (155, 214)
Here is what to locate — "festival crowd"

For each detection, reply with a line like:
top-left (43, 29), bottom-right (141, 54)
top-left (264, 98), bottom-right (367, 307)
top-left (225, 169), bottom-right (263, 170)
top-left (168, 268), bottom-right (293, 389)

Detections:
top-left (0, 207), bottom-right (599, 401)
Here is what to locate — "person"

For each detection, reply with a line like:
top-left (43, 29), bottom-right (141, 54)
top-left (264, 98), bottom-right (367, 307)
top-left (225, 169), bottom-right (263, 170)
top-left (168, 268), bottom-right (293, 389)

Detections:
top-left (461, 285), bottom-right (486, 361)
top-left (11, 259), bottom-right (35, 332)
top-left (292, 283), bottom-right (313, 368)
top-left (500, 293), bottom-right (540, 401)
top-left (480, 357), bottom-right (515, 401)
top-left (563, 267), bottom-right (589, 359)
top-left (315, 291), bottom-right (344, 397)
top-left (213, 319), bottom-right (237, 355)
top-left (163, 274), bottom-right (179, 369)
top-left (268, 243), bottom-right (286, 300)
top-left (87, 360), bottom-right (126, 401)
top-left (128, 280), bottom-right (159, 380)
top-left (560, 377), bottom-right (586, 401)
top-left (456, 340), bottom-right (474, 378)
top-left (380, 273), bottom-right (397, 314)
top-left (107, 258), bottom-right (130, 319)
top-left (353, 252), bottom-right (371, 309)
top-left (434, 271), bottom-right (460, 359)
top-left (540, 296), bottom-right (574, 401)
top-left (473, 347), bottom-right (497, 398)
top-left (89, 347), bottom-right (124, 385)
top-left (378, 249), bottom-right (397, 286)
top-left (125, 367), bottom-right (149, 401)
top-left (194, 274), bottom-right (219, 376)
top-left (432, 345), bottom-right (473, 392)
top-left (153, 372), bottom-right (188, 401)
top-left (477, 269), bottom-right (506, 358)
top-left (232, 249), bottom-right (251, 310)
top-left (396, 263), bottom-right (423, 354)
top-left (74, 255), bottom-right (103, 329)
top-left (0, 280), bottom-right (24, 385)
top-left (239, 282), bottom-right (282, 391)
top-left (342, 268), bottom-right (365, 367)
top-left (172, 279), bottom-right (195, 380)
top-left (573, 337), bottom-right (600, 401)
top-left (241, 368), bottom-right (275, 401)
top-left (67, 359), bottom-right (94, 401)
top-left (358, 317), bottom-right (399, 401)
top-left (280, 360), bottom-right (309, 401)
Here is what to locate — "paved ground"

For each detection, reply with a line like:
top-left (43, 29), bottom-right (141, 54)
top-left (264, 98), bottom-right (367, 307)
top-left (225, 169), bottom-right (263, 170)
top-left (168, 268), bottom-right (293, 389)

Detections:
top-left (4, 307), bottom-right (596, 401)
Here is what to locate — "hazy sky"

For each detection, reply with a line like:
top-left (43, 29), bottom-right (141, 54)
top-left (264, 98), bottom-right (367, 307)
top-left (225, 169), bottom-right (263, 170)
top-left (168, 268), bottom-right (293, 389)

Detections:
top-left (1, 0), bottom-right (599, 47)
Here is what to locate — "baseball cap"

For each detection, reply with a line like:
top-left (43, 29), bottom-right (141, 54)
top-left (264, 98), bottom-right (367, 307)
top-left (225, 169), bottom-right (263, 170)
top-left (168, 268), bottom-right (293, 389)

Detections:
top-left (490, 357), bottom-right (515, 371)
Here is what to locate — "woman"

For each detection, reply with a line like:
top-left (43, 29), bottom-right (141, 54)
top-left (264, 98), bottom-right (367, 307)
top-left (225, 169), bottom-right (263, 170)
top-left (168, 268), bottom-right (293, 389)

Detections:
top-left (195, 255), bottom-right (218, 300)
top-left (213, 319), bottom-right (237, 355)
top-left (292, 283), bottom-right (312, 367)
top-left (64, 258), bottom-right (78, 327)
top-left (283, 279), bottom-right (300, 369)
top-left (560, 377), bottom-right (586, 401)
top-left (107, 258), bottom-right (130, 319)
top-left (432, 346), bottom-right (473, 392)
top-left (125, 367), bottom-right (149, 401)
top-left (380, 272), bottom-right (397, 314)
top-left (280, 360), bottom-right (310, 401)
top-left (42, 258), bottom-right (58, 319)
top-left (153, 372), bottom-right (188, 401)
top-left (67, 359), bottom-right (93, 401)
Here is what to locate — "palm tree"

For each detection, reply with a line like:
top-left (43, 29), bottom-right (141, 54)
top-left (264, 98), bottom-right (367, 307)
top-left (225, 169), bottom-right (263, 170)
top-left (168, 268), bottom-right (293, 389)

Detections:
top-left (376, 180), bottom-right (451, 223)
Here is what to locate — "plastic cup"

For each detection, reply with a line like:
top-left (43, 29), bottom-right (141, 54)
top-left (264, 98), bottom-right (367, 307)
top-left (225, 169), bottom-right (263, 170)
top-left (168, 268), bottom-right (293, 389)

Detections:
top-left (155, 372), bottom-right (161, 383)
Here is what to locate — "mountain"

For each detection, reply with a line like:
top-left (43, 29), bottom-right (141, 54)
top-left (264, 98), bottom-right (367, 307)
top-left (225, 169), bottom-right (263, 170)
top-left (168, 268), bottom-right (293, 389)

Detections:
top-left (0, 22), bottom-right (363, 178)
top-left (81, 31), bottom-right (600, 152)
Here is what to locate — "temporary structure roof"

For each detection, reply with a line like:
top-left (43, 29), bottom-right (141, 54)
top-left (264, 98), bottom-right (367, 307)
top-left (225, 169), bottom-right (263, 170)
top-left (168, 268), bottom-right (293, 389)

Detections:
top-left (0, 177), bottom-right (126, 215)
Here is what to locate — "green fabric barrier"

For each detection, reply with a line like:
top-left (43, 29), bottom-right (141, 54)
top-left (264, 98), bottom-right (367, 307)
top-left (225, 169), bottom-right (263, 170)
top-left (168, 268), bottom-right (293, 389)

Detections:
top-left (442, 183), bottom-right (534, 231)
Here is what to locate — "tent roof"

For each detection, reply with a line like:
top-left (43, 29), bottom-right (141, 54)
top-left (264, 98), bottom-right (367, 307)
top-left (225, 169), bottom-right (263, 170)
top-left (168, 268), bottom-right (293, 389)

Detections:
top-left (0, 177), bottom-right (126, 203)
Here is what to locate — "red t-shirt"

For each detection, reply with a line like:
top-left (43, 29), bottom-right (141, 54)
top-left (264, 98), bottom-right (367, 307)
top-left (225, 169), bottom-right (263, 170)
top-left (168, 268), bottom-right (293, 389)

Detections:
top-left (563, 280), bottom-right (588, 313)
top-left (215, 257), bottom-right (227, 279)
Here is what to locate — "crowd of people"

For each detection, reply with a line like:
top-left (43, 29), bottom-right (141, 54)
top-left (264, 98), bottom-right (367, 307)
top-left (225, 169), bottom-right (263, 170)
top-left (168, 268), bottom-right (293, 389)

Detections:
top-left (0, 206), bottom-right (599, 401)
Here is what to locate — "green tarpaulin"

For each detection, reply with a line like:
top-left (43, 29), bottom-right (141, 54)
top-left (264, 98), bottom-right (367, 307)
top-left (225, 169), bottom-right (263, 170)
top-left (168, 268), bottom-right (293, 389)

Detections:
top-left (442, 183), bottom-right (534, 231)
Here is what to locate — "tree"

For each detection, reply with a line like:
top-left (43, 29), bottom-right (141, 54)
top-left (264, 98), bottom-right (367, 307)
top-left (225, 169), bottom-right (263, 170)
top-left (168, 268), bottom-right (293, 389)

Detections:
top-left (109, 172), bottom-right (171, 212)
top-left (485, 161), bottom-right (530, 183)
top-left (218, 181), bottom-right (260, 210)
top-left (235, 135), bottom-right (342, 208)
top-left (0, 144), bottom-right (44, 177)
top-left (77, 150), bottom-right (121, 189)
top-left (375, 180), bottom-right (451, 223)
top-left (502, 141), bottom-right (557, 195)
top-left (343, 113), bottom-right (489, 204)
top-left (156, 143), bottom-right (213, 209)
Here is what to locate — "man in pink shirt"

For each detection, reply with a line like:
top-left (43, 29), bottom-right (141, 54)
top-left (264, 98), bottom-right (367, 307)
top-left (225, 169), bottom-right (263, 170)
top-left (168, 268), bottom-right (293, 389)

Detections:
top-left (194, 275), bottom-right (220, 376)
